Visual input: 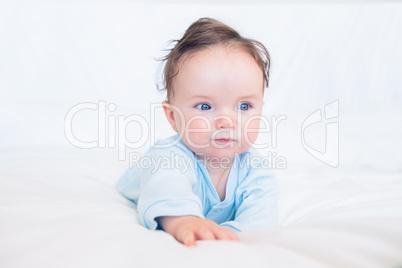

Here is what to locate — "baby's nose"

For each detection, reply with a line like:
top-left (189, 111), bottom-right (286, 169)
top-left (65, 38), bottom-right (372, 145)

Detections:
top-left (214, 115), bottom-right (236, 129)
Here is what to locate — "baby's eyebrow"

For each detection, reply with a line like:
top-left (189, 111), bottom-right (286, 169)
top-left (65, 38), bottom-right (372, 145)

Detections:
top-left (190, 94), bottom-right (260, 99)
top-left (238, 94), bottom-right (260, 100)
top-left (189, 95), bottom-right (211, 100)
top-left (187, 94), bottom-right (262, 102)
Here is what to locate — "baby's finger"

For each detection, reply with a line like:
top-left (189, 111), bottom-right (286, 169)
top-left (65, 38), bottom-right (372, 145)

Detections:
top-left (195, 228), bottom-right (216, 241)
top-left (213, 228), bottom-right (232, 240)
top-left (179, 231), bottom-right (196, 247)
top-left (229, 231), bottom-right (239, 241)
top-left (214, 228), bottom-right (239, 241)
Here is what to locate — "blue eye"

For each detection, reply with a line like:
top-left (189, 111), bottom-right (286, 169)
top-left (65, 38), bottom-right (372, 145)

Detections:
top-left (238, 103), bottom-right (251, 111)
top-left (195, 103), bottom-right (211, 110)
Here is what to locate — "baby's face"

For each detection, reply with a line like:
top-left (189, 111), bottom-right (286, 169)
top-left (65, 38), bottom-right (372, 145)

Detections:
top-left (163, 45), bottom-right (264, 161)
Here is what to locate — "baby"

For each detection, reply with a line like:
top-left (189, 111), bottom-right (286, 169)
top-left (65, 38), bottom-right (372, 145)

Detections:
top-left (116, 18), bottom-right (279, 247)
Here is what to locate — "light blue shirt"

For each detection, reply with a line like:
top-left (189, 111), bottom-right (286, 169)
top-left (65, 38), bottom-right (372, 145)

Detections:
top-left (115, 134), bottom-right (279, 233)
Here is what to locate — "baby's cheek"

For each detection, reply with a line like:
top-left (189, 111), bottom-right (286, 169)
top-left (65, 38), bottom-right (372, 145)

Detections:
top-left (187, 117), bottom-right (211, 130)
top-left (185, 117), bottom-right (211, 146)
top-left (242, 118), bottom-right (261, 147)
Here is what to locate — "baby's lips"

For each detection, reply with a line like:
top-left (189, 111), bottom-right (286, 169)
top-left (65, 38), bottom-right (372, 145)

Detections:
top-left (212, 134), bottom-right (236, 141)
top-left (213, 138), bottom-right (236, 144)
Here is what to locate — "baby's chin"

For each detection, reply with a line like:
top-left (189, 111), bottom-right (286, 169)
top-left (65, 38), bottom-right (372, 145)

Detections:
top-left (192, 146), bottom-right (249, 162)
top-left (182, 138), bottom-right (252, 160)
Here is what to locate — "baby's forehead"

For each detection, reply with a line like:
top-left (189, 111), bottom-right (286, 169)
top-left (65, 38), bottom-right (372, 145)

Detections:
top-left (169, 44), bottom-right (264, 102)
top-left (179, 44), bottom-right (255, 64)
top-left (175, 47), bottom-right (261, 85)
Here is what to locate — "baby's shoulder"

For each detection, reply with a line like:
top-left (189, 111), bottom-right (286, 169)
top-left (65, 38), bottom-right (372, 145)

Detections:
top-left (144, 134), bottom-right (193, 158)
top-left (236, 148), bottom-right (274, 183)
top-left (136, 135), bottom-right (198, 180)
top-left (238, 147), bottom-right (265, 169)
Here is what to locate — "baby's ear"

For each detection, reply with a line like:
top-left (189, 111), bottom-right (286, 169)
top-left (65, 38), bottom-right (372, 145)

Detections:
top-left (162, 101), bottom-right (178, 132)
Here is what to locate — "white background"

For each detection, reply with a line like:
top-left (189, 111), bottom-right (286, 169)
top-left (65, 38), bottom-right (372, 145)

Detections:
top-left (0, 0), bottom-right (401, 170)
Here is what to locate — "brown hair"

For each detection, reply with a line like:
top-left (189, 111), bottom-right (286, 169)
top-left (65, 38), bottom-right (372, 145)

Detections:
top-left (158, 17), bottom-right (271, 101)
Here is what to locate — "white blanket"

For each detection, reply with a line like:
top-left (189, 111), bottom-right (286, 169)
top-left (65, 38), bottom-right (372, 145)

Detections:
top-left (1, 145), bottom-right (401, 268)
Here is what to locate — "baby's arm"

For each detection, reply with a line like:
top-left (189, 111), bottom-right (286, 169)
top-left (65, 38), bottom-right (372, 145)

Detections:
top-left (157, 216), bottom-right (239, 247)
top-left (220, 168), bottom-right (279, 232)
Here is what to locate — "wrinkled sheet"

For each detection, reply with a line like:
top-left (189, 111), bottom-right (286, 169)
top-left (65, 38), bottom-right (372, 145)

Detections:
top-left (1, 146), bottom-right (401, 268)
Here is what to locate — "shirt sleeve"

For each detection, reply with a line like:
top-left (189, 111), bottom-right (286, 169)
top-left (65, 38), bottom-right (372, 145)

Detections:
top-left (220, 157), bottom-right (279, 233)
top-left (117, 142), bottom-right (205, 230)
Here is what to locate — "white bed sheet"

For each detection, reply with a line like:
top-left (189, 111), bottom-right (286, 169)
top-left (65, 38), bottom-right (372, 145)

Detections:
top-left (1, 145), bottom-right (401, 268)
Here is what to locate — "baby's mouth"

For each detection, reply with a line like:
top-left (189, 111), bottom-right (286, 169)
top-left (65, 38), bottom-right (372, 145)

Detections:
top-left (214, 138), bottom-right (235, 144)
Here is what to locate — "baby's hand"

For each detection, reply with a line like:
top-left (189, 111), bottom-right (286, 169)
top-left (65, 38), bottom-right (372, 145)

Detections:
top-left (157, 215), bottom-right (239, 247)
